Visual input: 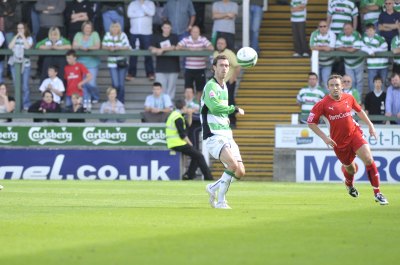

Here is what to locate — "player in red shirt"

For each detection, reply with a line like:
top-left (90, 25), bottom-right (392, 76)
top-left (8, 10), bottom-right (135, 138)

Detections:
top-left (64, 50), bottom-right (92, 107)
top-left (308, 75), bottom-right (388, 205)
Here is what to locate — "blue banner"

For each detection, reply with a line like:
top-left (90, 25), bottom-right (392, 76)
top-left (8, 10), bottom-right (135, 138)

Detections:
top-left (0, 149), bottom-right (181, 181)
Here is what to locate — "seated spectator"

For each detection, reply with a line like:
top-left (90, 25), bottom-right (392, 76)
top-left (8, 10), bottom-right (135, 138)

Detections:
top-left (290, 0), bottom-right (309, 57)
top-left (213, 36), bottom-right (240, 127)
top-left (364, 76), bottom-right (387, 124)
top-left (39, 65), bottom-right (65, 104)
top-left (126, 0), bottom-right (155, 81)
top-left (102, 22), bottom-right (131, 103)
top-left (342, 75), bottom-right (361, 104)
top-left (309, 20), bottom-right (336, 91)
top-left (0, 31), bottom-right (5, 84)
top-left (212, 0), bottom-right (238, 51)
top-left (65, 93), bottom-right (85, 123)
top-left (99, 87), bottom-right (125, 123)
top-left (385, 72), bottom-right (400, 124)
top-left (141, 81), bottom-right (173, 122)
top-left (0, 83), bottom-right (15, 123)
top-left (362, 23), bottom-right (389, 92)
top-left (65, 0), bottom-right (94, 41)
top-left (8, 22), bottom-right (33, 111)
top-left (296, 72), bottom-right (326, 124)
top-left (165, 98), bottom-right (213, 180)
top-left (73, 21), bottom-right (101, 104)
top-left (176, 25), bottom-right (214, 101)
top-left (335, 23), bottom-right (365, 97)
top-left (149, 20), bottom-right (180, 100)
top-left (36, 26), bottom-right (71, 82)
top-left (64, 49), bottom-right (92, 108)
top-left (28, 90), bottom-right (61, 122)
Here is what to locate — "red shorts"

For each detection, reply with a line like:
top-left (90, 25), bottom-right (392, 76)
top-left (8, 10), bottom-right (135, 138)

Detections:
top-left (333, 131), bottom-right (367, 166)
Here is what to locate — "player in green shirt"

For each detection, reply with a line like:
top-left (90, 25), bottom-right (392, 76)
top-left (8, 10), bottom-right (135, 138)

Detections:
top-left (202, 55), bottom-right (245, 209)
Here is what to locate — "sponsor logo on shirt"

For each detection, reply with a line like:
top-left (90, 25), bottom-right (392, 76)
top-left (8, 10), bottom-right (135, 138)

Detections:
top-left (307, 113), bottom-right (315, 123)
top-left (328, 111), bottom-right (352, 121)
top-left (209, 91), bottom-right (215, 98)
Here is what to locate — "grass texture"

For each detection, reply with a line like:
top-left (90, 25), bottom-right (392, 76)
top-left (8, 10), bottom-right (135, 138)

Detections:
top-left (0, 181), bottom-right (399, 265)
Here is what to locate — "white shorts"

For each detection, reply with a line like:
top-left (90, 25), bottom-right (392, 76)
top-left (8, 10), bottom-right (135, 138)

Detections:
top-left (205, 135), bottom-right (242, 162)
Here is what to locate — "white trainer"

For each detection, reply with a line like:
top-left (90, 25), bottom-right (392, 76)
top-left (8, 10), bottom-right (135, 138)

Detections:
top-left (215, 201), bottom-right (232, 209)
top-left (206, 184), bottom-right (216, 208)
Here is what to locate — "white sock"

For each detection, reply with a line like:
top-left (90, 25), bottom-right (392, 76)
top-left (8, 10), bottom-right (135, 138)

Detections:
top-left (217, 172), bottom-right (232, 203)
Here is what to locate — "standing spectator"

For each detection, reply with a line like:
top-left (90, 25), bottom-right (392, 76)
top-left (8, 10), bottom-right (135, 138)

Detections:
top-left (39, 65), bottom-right (65, 104)
top-left (8, 23), bottom-right (33, 111)
top-left (0, 0), bottom-right (18, 43)
top-left (65, 93), bottom-right (85, 123)
top-left (102, 22), bottom-right (131, 103)
top-left (64, 49), bottom-right (92, 108)
top-left (163, 0), bottom-right (196, 40)
top-left (296, 72), bottom-right (326, 123)
top-left (36, 26), bottom-right (71, 82)
top-left (73, 21), bottom-right (101, 104)
top-left (0, 31), bottom-right (4, 84)
top-left (176, 26), bottom-right (214, 101)
top-left (364, 76), bottom-right (387, 124)
top-left (0, 83), bottom-right (15, 122)
top-left (141, 81), bottom-right (173, 122)
top-left (149, 20), bottom-right (180, 99)
top-left (360, 0), bottom-right (384, 30)
top-left (194, 2), bottom-right (206, 34)
top-left (391, 30), bottom-right (400, 73)
top-left (183, 87), bottom-right (201, 151)
top-left (290, 0), bottom-right (309, 57)
top-left (362, 23), bottom-right (389, 92)
top-left (213, 37), bottom-right (241, 127)
top-left (28, 90), bottom-right (61, 123)
top-left (385, 72), bottom-right (400, 124)
top-left (64, 0), bottom-right (94, 42)
top-left (335, 23), bottom-right (365, 97)
top-left (327, 0), bottom-right (358, 35)
top-left (342, 74), bottom-right (361, 104)
top-left (212, 0), bottom-right (238, 51)
top-left (126, 0), bottom-right (155, 81)
top-left (35, 0), bottom-right (66, 42)
top-left (310, 20), bottom-right (336, 91)
top-left (165, 98), bottom-right (214, 181)
top-left (249, 0), bottom-right (264, 54)
top-left (99, 87), bottom-right (126, 123)
top-left (378, 0), bottom-right (400, 49)
top-left (100, 1), bottom-right (125, 35)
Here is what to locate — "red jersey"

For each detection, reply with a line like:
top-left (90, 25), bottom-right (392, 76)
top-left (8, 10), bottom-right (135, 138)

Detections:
top-left (64, 62), bottom-right (89, 96)
top-left (307, 93), bottom-right (363, 149)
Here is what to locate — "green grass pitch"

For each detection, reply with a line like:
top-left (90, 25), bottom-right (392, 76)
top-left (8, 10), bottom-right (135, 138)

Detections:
top-left (0, 181), bottom-right (399, 265)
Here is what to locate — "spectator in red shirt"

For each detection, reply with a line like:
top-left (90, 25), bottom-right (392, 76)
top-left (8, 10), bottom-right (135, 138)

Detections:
top-left (64, 49), bottom-right (92, 107)
top-left (307, 74), bottom-right (388, 205)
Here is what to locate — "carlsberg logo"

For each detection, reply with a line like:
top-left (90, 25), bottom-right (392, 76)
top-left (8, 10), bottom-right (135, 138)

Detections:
top-left (83, 127), bottom-right (127, 145)
top-left (137, 128), bottom-right (166, 145)
top-left (0, 127), bottom-right (18, 144)
top-left (29, 127), bottom-right (73, 145)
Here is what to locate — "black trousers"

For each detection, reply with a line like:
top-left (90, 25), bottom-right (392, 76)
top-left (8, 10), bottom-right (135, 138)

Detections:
top-left (172, 144), bottom-right (213, 180)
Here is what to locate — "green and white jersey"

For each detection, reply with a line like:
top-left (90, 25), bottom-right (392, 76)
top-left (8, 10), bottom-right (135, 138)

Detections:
top-left (362, 33), bottom-right (389, 69)
top-left (328, 0), bottom-right (359, 34)
top-left (296, 86), bottom-right (326, 117)
top-left (343, 88), bottom-right (361, 104)
top-left (335, 31), bottom-right (365, 69)
top-left (360, 0), bottom-right (384, 26)
top-left (391, 35), bottom-right (400, 64)
top-left (200, 78), bottom-right (236, 139)
top-left (290, 0), bottom-right (307, 22)
top-left (309, 29), bottom-right (337, 66)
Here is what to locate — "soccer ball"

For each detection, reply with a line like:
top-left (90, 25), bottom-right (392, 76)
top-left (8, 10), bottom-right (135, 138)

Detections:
top-left (236, 47), bottom-right (258, 68)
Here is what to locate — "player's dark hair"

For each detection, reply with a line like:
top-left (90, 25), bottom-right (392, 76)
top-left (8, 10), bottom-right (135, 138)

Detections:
top-left (48, 65), bottom-right (58, 73)
top-left (327, 74), bottom-right (343, 85)
top-left (66, 49), bottom-right (77, 57)
top-left (308, 72), bottom-right (318, 78)
top-left (174, 98), bottom-right (186, 110)
top-left (162, 20), bottom-right (172, 27)
top-left (373, 75), bottom-right (382, 82)
top-left (153, 82), bottom-right (162, 87)
top-left (212, 54), bottom-right (229, 66)
top-left (365, 23), bottom-right (375, 30)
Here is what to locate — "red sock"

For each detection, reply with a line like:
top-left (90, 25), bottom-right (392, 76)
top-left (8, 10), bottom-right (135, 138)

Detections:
top-left (366, 162), bottom-right (380, 194)
top-left (341, 165), bottom-right (354, 187)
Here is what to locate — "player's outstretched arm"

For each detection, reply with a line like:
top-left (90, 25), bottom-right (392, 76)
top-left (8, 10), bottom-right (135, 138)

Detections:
top-left (308, 123), bottom-right (337, 148)
top-left (357, 109), bottom-right (377, 139)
